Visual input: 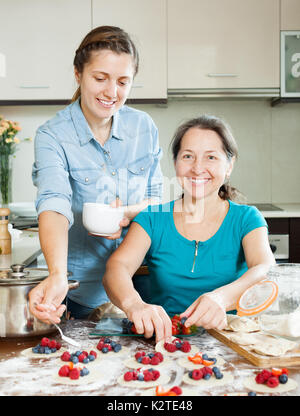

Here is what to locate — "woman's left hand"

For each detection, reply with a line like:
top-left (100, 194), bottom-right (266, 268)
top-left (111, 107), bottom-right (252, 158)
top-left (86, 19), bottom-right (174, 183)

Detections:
top-left (180, 292), bottom-right (227, 331)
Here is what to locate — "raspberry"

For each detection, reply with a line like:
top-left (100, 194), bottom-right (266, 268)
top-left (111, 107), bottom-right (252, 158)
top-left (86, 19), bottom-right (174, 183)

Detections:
top-left (69, 368), bottom-right (80, 380)
top-left (49, 340), bottom-right (57, 349)
top-left (103, 343), bottom-right (112, 351)
top-left (135, 351), bottom-right (144, 360)
top-left (40, 337), bottom-right (50, 347)
top-left (150, 356), bottom-right (160, 365)
top-left (58, 365), bottom-right (70, 377)
top-left (255, 373), bottom-right (266, 384)
top-left (61, 352), bottom-right (71, 362)
top-left (132, 371), bottom-right (139, 380)
top-left (152, 370), bottom-right (160, 380)
top-left (181, 342), bottom-right (191, 353)
top-left (143, 372), bottom-right (154, 382)
top-left (203, 366), bottom-right (213, 376)
top-left (142, 356), bottom-right (151, 365)
top-left (192, 369), bottom-right (204, 380)
top-left (172, 338), bottom-right (182, 344)
top-left (266, 376), bottom-right (279, 388)
top-left (56, 342), bottom-right (62, 350)
top-left (170, 386), bottom-right (182, 395)
top-left (89, 350), bottom-right (97, 358)
top-left (82, 351), bottom-right (89, 357)
top-left (97, 341), bottom-right (104, 351)
top-left (78, 353), bottom-right (86, 363)
top-left (124, 371), bottom-right (133, 381)
top-left (261, 369), bottom-right (272, 381)
top-left (154, 352), bottom-right (164, 362)
top-left (164, 343), bottom-right (177, 353)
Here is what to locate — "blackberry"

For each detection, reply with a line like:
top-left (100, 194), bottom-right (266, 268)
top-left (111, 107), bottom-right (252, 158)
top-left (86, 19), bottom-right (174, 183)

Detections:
top-left (248, 391), bottom-right (257, 396)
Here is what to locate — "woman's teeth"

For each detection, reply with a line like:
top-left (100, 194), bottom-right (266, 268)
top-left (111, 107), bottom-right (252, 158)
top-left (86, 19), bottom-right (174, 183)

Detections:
top-left (97, 98), bottom-right (115, 107)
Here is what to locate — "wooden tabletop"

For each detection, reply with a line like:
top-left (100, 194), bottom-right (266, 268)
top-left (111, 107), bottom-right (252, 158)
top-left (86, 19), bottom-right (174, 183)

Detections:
top-left (1, 319), bottom-right (300, 396)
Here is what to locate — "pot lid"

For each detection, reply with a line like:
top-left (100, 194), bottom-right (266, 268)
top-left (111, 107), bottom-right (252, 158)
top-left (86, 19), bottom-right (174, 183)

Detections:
top-left (0, 264), bottom-right (49, 285)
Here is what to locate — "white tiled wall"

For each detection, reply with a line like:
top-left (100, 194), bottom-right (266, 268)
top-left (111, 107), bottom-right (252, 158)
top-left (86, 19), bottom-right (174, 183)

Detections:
top-left (1, 98), bottom-right (300, 204)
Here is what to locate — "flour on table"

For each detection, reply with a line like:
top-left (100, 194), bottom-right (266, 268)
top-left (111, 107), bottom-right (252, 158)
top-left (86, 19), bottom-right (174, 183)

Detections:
top-left (243, 376), bottom-right (298, 393)
top-left (225, 315), bottom-right (260, 332)
top-left (117, 373), bottom-right (170, 388)
top-left (178, 355), bottom-right (225, 370)
top-left (124, 356), bottom-right (171, 370)
top-left (21, 347), bottom-right (67, 359)
top-left (182, 371), bottom-right (233, 389)
top-left (155, 338), bottom-right (198, 357)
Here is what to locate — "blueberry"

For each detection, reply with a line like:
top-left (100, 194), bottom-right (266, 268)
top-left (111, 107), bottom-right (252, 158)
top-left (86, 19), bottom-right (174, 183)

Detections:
top-left (113, 344), bottom-right (122, 353)
top-left (82, 367), bottom-right (89, 376)
top-left (279, 374), bottom-right (288, 384)
top-left (248, 391), bottom-right (257, 396)
top-left (104, 338), bottom-right (111, 344)
top-left (148, 368), bottom-right (154, 372)
top-left (75, 350), bottom-right (82, 356)
top-left (83, 358), bottom-right (89, 364)
top-left (138, 374), bottom-right (144, 381)
top-left (88, 354), bottom-right (95, 361)
top-left (39, 347), bottom-right (45, 354)
top-left (148, 353), bottom-right (155, 358)
top-left (137, 357), bottom-right (143, 363)
top-left (203, 373), bottom-right (211, 380)
top-left (122, 327), bottom-right (129, 334)
top-left (215, 372), bottom-right (223, 379)
top-left (181, 317), bottom-right (187, 325)
top-left (208, 357), bottom-right (216, 364)
top-left (122, 318), bottom-right (129, 325)
top-left (188, 371), bottom-right (194, 379)
top-left (110, 341), bottom-right (117, 348)
top-left (102, 347), bottom-right (109, 353)
top-left (72, 356), bottom-right (79, 364)
top-left (202, 353), bottom-right (209, 360)
top-left (175, 342), bottom-right (182, 349)
top-left (212, 366), bottom-right (219, 374)
top-left (44, 347), bottom-right (51, 354)
top-left (32, 347), bottom-right (40, 354)
top-left (51, 348), bottom-right (57, 353)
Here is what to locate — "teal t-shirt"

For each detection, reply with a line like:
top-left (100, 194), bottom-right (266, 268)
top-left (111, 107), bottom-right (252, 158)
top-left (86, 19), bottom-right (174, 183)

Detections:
top-left (132, 199), bottom-right (268, 316)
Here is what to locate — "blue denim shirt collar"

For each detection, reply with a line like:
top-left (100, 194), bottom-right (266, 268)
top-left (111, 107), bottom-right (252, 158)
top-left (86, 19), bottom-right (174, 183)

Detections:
top-left (70, 98), bottom-right (123, 146)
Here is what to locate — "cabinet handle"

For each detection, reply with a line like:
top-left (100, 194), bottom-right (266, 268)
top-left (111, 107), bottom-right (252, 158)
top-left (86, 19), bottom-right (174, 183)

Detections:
top-left (207, 73), bottom-right (238, 77)
top-left (19, 85), bottom-right (50, 89)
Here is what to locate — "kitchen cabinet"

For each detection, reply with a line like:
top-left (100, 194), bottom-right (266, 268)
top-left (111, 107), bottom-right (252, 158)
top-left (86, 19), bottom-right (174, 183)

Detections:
top-left (167, 0), bottom-right (280, 92)
top-left (92, 0), bottom-right (167, 100)
top-left (0, 0), bottom-right (91, 101)
top-left (281, 0), bottom-right (300, 30)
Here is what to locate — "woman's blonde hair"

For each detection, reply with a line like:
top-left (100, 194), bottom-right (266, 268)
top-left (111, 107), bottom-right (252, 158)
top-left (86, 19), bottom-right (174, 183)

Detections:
top-left (72, 26), bottom-right (139, 102)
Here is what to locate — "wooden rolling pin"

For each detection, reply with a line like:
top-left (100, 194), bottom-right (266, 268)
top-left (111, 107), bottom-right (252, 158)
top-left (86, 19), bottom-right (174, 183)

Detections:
top-left (0, 207), bottom-right (11, 254)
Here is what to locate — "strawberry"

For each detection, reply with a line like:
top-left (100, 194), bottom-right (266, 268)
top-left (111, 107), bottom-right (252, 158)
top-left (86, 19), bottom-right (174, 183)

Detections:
top-left (170, 386), bottom-right (182, 395)
top-left (182, 326), bottom-right (192, 335)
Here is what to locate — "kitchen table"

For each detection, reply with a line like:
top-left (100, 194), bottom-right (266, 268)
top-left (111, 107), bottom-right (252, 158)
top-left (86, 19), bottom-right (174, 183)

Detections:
top-left (0, 319), bottom-right (300, 396)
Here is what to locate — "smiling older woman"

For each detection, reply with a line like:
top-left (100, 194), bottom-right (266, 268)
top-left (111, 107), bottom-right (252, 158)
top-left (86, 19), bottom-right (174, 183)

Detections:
top-left (102, 115), bottom-right (275, 343)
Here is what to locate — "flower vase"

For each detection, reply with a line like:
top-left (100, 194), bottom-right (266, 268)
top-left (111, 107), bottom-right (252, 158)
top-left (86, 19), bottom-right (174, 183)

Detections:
top-left (0, 153), bottom-right (13, 206)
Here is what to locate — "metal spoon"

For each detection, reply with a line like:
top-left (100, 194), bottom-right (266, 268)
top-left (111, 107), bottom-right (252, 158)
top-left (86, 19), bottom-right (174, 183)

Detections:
top-left (52, 322), bottom-right (81, 349)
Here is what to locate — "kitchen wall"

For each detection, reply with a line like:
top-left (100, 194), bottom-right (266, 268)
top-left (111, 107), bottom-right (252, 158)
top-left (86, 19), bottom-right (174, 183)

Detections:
top-left (1, 98), bottom-right (300, 204)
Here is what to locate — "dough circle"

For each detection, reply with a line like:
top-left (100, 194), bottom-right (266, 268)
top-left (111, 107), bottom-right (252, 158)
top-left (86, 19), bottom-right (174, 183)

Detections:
top-left (52, 368), bottom-right (104, 385)
top-left (243, 376), bottom-right (298, 394)
top-left (21, 347), bottom-right (67, 359)
top-left (93, 345), bottom-right (130, 358)
top-left (117, 373), bottom-right (170, 388)
top-left (182, 371), bottom-right (233, 389)
top-left (178, 355), bottom-right (225, 370)
top-left (142, 387), bottom-right (199, 396)
top-left (124, 356), bottom-right (171, 369)
top-left (225, 315), bottom-right (260, 332)
top-left (155, 339), bottom-right (198, 358)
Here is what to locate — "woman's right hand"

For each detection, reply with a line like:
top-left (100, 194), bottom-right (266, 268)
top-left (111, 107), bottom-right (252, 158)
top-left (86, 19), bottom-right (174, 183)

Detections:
top-left (124, 301), bottom-right (172, 344)
top-left (28, 273), bottom-right (69, 324)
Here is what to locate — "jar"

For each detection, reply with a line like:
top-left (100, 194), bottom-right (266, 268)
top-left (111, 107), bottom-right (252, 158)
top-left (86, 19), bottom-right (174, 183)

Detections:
top-left (237, 263), bottom-right (300, 340)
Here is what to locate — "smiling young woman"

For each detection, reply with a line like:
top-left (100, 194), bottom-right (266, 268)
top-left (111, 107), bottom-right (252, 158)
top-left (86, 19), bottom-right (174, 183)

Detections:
top-left (29, 26), bottom-right (163, 323)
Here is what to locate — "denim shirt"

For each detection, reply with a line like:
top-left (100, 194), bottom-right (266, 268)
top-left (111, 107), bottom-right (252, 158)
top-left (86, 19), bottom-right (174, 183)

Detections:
top-left (32, 99), bottom-right (163, 308)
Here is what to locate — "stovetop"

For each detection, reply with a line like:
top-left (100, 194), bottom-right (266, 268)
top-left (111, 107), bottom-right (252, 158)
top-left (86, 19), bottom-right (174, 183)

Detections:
top-left (250, 203), bottom-right (283, 211)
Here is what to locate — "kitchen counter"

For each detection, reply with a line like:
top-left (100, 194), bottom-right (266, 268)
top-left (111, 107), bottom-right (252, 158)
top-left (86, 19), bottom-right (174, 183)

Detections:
top-left (260, 204), bottom-right (300, 218)
top-left (0, 230), bottom-right (40, 270)
top-left (0, 319), bottom-right (300, 396)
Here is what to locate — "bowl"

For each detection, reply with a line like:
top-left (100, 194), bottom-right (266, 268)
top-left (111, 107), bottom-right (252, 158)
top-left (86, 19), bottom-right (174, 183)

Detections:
top-left (82, 203), bottom-right (124, 236)
top-left (8, 202), bottom-right (36, 218)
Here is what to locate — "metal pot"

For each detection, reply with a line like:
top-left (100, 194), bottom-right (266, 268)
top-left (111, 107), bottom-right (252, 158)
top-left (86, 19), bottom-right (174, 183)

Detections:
top-left (0, 264), bottom-right (79, 338)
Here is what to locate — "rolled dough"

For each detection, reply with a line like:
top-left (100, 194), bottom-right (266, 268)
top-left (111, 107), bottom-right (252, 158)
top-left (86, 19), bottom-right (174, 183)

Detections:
top-left (21, 347), bottom-right (67, 359)
top-left (155, 338), bottom-right (198, 357)
top-left (243, 376), bottom-right (297, 393)
top-left (93, 345), bottom-right (130, 358)
top-left (225, 315), bottom-right (260, 332)
top-left (182, 371), bottom-right (233, 389)
top-left (52, 367), bottom-right (104, 385)
top-left (124, 356), bottom-right (171, 369)
top-left (117, 373), bottom-right (170, 388)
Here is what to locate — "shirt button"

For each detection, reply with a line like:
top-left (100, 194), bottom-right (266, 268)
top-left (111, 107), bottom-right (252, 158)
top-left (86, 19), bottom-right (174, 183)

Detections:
top-left (112, 171), bottom-right (116, 176)
top-left (85, 177), bottom-right (89, 182)
top-left (140, 167), bottom-right (144, 171)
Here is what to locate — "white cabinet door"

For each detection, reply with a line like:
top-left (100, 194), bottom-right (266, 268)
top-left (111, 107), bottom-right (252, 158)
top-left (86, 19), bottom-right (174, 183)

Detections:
top-left (281, 0), bottom-right (300, 30)
top-left (0, 0), bottom-right (91, 100)
top-left (168, 0), bottom-right (279, 90)
top-left (92, 0), bottom-right (167, 99)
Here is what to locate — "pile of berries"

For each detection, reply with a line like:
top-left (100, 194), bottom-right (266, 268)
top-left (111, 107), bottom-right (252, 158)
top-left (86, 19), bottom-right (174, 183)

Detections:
top-left (60, 350), bottom-right (97, 365)
top-left (122, 318), bottom-right (138, 334)
top-left (188, 352), bottom-right (217, 366)
top-left (58, 363), bottom-right (90, 379)
top-left (32, 338), bottom-right (62, 354)
top-left (155, 385), bottom-right (182, 396)
top-left (188, 365), bottom-right (223, 380)
top-left (171, 315), bottom-right (197, 336)
top-left (123, 368), bottom-right (160, 382)
top-left (96, 337), bottom-right (122, 353)
top-left (255, 367), bottom-right (289, 388)
top-left (135, 351), bottom-right (164, 366)
top-left (164, 338), bottom-right (191, 353)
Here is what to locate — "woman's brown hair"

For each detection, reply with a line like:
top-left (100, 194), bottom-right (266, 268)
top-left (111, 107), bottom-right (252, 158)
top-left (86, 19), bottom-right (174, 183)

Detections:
top-left (171, 114), bottom-right (242, 201)
top-left (72, 26), bottom-right (139, 102)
